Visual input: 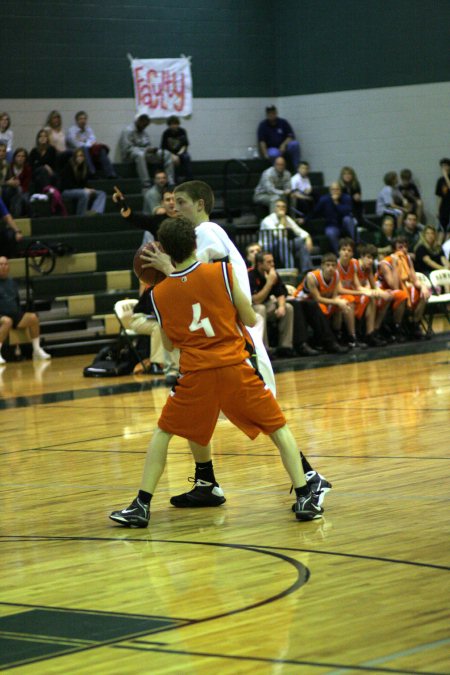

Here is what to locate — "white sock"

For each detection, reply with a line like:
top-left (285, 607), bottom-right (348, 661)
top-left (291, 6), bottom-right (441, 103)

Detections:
top-left (32, 338), bottom-right (40, 353)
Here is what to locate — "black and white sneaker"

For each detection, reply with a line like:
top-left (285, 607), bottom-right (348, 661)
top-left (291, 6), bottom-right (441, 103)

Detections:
top-left (305, 470), bottom-right (332, 507)
top-left (170, 479), bottom-right (226, 507)
top-left (293, 490), bottom-right (323, 521)
top-left (109, 497), bottom-right (150, 528)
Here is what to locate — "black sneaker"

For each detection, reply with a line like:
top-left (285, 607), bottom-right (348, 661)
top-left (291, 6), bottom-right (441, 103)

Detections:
top-left (348, 337), bottom-right (368, 349)
top-left (109, 497), bottom-right (150, 528)
top-left (366, 332), bottom-right (387, 347)
top-left (170, 478), bottom-right (226, 507)
top-left (325, 341), bottom-right (349, 354)
top-left (293, 490), bottom-right (323, 521)
top-left (305, 470), bottom-right (332, 506)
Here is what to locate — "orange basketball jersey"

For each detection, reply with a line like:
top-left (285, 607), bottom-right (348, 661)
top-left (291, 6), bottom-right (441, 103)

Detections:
top-left (337, 258), bottom-right (357, 289)
top-left (354, 259), bottom-right (371, 286)
top-left (295, 268), bottom-right (339, 300)
top-left (151, 261), bottom-right (253, 372)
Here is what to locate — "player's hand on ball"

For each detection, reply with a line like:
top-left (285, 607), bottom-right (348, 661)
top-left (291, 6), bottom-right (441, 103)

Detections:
top-left (140, 244), bottom-right (173, 276)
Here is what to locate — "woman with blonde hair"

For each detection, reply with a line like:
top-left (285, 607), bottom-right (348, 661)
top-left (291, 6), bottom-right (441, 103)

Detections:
top-left (414, 226), bottom-right (449, 276)
top-left (60, 148), bottom-right (106, 216)
top-left (339, 166), bottom-right (362, 223)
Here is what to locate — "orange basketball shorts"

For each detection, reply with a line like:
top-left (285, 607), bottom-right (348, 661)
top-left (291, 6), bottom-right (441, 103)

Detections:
top-left (157, 361), bottom-right (286, 446)
top-left (376, 289), bottom-right (408, 310)
top-left (319, 303), bottom-right (338, 317)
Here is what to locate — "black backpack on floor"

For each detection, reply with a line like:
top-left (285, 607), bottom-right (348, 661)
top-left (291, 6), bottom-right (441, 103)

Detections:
top-left (83, 341), bottom-right (139, 377)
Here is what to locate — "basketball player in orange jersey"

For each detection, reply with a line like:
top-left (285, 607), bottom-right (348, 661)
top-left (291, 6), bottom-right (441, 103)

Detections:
top-left (337, 239), bottom-right (388, 347)
top-left (353, 243), bottom-right (393, 345)
top-left (140, 181), bottom-right (332, 509)
top-left (110, 217), bottom-right (323, 527)
top-left (389, 236), bottom-right (431, 338)
top-left (377, 238), bottom-right (414, 341)
top-left (295, 252), bottom-right (364, 348)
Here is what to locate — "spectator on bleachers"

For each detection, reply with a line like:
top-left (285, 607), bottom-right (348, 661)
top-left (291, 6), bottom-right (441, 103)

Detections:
top-left (339, 166), bottom-right (363, 224)
top-left (45, 110), bottom-right (72, 171)
top-left (257, 105), bottom-right (300, 171)
top-left (143, 170), bottom-right (173, 215)
top-left (293, 253), bottom-right (358, 347)
top-left (253, 156), bottom-right (291, 213)
top-left (376, 171), bottom-right (409, 229)
top-left (142, 188), bottom-right (177, 246)
top-left (161, 115), bottom-right (192, 181)
top-left (259, 198), bottom-right (313, 273)
top-left (28, 129), bottom-right (57, 191)
top-left (304, 182), bottom-right (358, 254)
top-left (28, 129), bottom-right (67, 217)
top-left (374, 215), bottom-right (396, 257)
top-left (290, 161), bottom-right (315, 216)
top-left (249, 251), bottom-right (295, 358)
top-left (67, 111), bottom-right (117, 179)
top-left (435, 158), bottom-right (450, 234)
top-left (60, 148), bottom-right (106, 216)
top-left (245, 242), bottom-right (262, 269)
top-left (0, 196), bottom-right (23, 258)
top-left (0, 256), bottom-right (51, 364)
top-left (398, 212), bottom-right (421, 255)
top-left (153, 189), bottom-right (177, 217)
top-left (413, 226), bottom-right (449, 276)
top-left (0, 142), bottom-right (8, 187)
top-left (399, 168), bottom-right (423, 223)
top-left (119, 113), bottom-right (175, 189)
top-left (0, 113), bottom-right (13, 161)
top-left (2, 148), bottom-right (31, 217)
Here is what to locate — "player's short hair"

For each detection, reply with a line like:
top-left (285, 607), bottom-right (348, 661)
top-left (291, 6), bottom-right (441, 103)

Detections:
top-left (338, 237), bottom-right (354, 251)
top-left (359, 243), bottom-right (377, 258)
top-left (400, 168), bottom-right (412, 181)
top-left (393, 235), bottom-right (408, 248)
top-left (167, 115), bottom-right (180, 125)
top-left (383, 171), bottom-right (397, 186)
top-left (245, 241), bottom-right (261, 255)
top-left (255, 251), bottom-right (272, 266)
top-left (157, 216), bottom-right (197, 263)
top-left (321, 253), bottom-right (337, 265)
top-left (75, 110), bottom-right (87, 121)
top-left (174, 180), bottom-right (215, 216)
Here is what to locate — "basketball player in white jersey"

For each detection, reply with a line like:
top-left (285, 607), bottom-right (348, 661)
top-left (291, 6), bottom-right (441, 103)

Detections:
top-left (139, 181), bottom-right (332, 508)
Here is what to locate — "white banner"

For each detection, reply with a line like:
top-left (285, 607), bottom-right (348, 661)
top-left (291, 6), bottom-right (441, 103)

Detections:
top-left (131, 57), bottom-right (192, 118)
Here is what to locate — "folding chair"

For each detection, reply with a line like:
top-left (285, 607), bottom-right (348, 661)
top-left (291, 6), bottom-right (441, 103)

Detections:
top-left (415, 272), bottom-right (450, 334)
top-left (429, 269), bottom-right (450, 326)
top-left (113, 299), bottom-right (149, 373)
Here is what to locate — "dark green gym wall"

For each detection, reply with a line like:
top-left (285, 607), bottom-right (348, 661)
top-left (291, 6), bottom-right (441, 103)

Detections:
top-left (276, 0), bottom-right (450, 95)
top-left (1, 0), bottom-right (449, 99)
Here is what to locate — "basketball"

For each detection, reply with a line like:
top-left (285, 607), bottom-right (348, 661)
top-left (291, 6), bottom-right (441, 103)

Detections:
top-left (133, 242), bottom-right (166, 287)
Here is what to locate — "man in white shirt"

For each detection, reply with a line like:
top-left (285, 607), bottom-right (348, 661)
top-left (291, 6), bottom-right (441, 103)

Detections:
top-left (260, 198), bottom-right (314, 272)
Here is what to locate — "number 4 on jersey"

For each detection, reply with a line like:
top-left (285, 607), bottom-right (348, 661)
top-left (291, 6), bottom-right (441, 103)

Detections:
top-left (189, 302), bottom-right (215, 337)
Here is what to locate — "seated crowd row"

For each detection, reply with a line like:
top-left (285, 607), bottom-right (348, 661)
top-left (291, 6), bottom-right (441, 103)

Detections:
top-left (0, 109), bottom-right (192, 220)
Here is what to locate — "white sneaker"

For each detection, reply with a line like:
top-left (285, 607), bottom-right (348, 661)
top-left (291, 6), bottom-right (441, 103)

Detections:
top-left (0, 354), bottom-right (6, 365)
top-left (33, 348), bottom-right (51, 360)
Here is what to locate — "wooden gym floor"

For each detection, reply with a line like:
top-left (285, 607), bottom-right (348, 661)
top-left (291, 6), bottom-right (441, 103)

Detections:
top-left (0, 339), bottom-right (449, 674)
